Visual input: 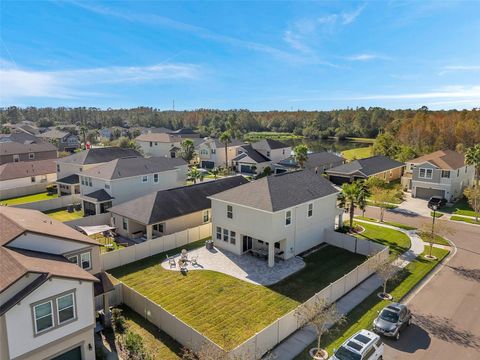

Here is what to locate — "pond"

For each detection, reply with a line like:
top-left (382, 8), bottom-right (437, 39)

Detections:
top-left (282, 138), bottom-right (372, 154)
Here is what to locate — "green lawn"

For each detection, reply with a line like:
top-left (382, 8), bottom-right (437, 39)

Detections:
top-left (117, 306), bottom-right (183, 360)
top-left (341, 146), bottom-right (373, 161)
top-left (45, 208), bottom-right (84, 222)
top-left (442, 197), bottom-right (479, 217)
top-left (450, 215), bottom-right (480, 225)
top-left (110, 242), bottom-right (365, 349)
top-left (345, 137), bottom-right (376, 144)
top-left (417, 231), bottom-right (451, 246)
top-left (353, 221), bottom-right (411, 260)
top-left (0, 191), bottom-right (58, 206)
top-left (295, 246), bottom-right (450, 360)
top-left (355, 217), bottom-right (417, 231)
top-left (244, 131), bottom-right (303, 142)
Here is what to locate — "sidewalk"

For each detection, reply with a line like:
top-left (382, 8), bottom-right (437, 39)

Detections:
top-left (268, 221), bottom-right (428, 360)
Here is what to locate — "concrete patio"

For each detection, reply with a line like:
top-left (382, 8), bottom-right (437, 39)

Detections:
top-left (160, 246), bottom-right (305, 285)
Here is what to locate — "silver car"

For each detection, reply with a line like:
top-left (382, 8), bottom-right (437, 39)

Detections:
top-left (372, 303), bottom-right (412, 340)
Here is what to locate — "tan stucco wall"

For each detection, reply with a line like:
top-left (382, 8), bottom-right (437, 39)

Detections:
top-left (372, 166), bottom-right (404, 183)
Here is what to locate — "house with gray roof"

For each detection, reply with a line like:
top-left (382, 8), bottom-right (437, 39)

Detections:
top-left (79, 156), bottom-right (188, 215)
top-left (198, 138), bottom-right (245, 169)
top-left (275, 151), bottom-right (345, 174)
top-left (325, 155), bottom-right (405, 185)
top-left (38, 129), bottom-right (80, 152)
top-left (209, 170), bottom-right (342, 267)
top-left (55, 147), bottom-right (140, 196)
top-left (0, 140), bottom-right (57, 165)
top-left (108, 176), bottom-right (248, 241)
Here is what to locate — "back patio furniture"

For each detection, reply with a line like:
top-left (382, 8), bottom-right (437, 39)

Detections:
top-left (166, 254), bottom-right (176, 268)
top-left (191, 255), bottom-right (199, 266)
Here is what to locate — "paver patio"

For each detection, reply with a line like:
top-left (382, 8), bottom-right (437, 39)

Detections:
top-left (161, 245), bottom-right (306, 285)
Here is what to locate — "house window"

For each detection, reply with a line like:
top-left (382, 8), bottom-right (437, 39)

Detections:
top-left (211, 149), bottom-right (216, 154)
top-left (285, 210), bottom-right (292, 226)
top-left (81, 177), bottom-right (85, 185)
top-left (150, 141), bottom-right (153, 147)
top-left (13, 155), bottom-right (19, 162)
top-left (31, 176), bottom-right (36, 183)
top-left (230, 230), bottom-right (236, 245)
top-left (153, 223), bottom-right (165, 233)
top-left (88, 177), bottom-right (92, 186)
top-left (67, 255), bottom-right (78, 265)
top-left (105, 183), bottom-right (110, 189)
top-left (203, 210), bottom-right (210, 223)
top-left (142, 175), bottom-right (148, 183)
top-left (33, 301), bottom-right (54, 334)
top-left (154, 173), bottom-right (159, 182)
top-left (307, 203), bottom-right (313, 217)
top-left (29, 153), bottom-right (35, 159)
top-left (223, 228), bottom-right (229, 242)
top-left (80, 252), bottom-right (91, 270)
top-left (56, 293), bottom-right (75, 324)
top-left (267, 151), bottom-right (271, 157)
top-left (282, 149), bottom-right (285, 155)
top-left (57, 164), bottom-right (60, 172)
top-left (155, 142), bottom-right (158, 146)
top-left (227, 205), bottom-right (233, 219)
top-left (419, 168), bottom-right (433, 179)
top-left (441, 170), bottom-right (450, 178)
top-left (457, 169), bottom-right (460, 176)
top-left (216, 226), bottom-right (222, 240)
top-left (123, 218), bottom-right (128, 230)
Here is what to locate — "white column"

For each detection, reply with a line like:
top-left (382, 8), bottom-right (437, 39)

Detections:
top-left (268, 241), bottom-right (275, 268)
top-left (95, 203), bottom-right (101, 215)
top-left (146, 224), bottom-right (153, 241)
top-left (338, 213), bottom-right (343, 228)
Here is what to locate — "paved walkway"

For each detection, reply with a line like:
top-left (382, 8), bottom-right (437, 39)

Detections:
top-left (161, 246), bottom-right (305, 286)
top-left (269, 221), bottom-right (428, 360)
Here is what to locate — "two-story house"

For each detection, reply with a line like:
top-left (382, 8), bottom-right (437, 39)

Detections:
top-left (209, 170), bottom-right (341, 267)
top-left (38, 130), bottom-right (80, 152)
top-left (198, 138), bottom-right (245, 169)
top-left (134, 133), bottom-right (182, 158)
top-left (0, 206), bottom-right (112, 360)
top-left (0, 141), bottom-right (57, 165)
top-left (55, 147), bottom-right (141, 196)
top-left (402, 150), bottom-right (475, 202)
top-left (79, 156), bottom-right (188, 215)
top-left (275, 151), bottom-right (345, 174)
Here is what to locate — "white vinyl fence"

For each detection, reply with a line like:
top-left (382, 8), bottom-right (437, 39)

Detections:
top-left (101, 223), bottom-right (212, 270)
top-left (109, 228), bottom-right (388, 359)
top-left (95, 283), bottom-right (123, 311)
top-left (11, 194), bottom-right (74, 211)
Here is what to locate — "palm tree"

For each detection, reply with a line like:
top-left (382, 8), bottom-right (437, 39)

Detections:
top-left (188, 166), bottom-right (201, 184)
top-left (338, 181), bottom-right (368, 229)
top-left (219, 131), bottom-right (232, 173)
top-left (79, 125), bottom-right (87, 149)
top-left (293, 144), bottom-right (308, 168)
top-left (465, 144), bottom-right (480, 187)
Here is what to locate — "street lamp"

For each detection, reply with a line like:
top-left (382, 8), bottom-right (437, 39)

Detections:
top-left (430, 204), bottom-right (438, 235)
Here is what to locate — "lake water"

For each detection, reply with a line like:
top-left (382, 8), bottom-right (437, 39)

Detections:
top-left (283, 138), bottom-right (372, 154)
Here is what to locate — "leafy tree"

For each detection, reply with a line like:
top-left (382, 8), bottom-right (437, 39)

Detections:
top-left (370, 187), bottom-right (397, 222)
top-left (210, 167), bottom-right (219, 180)
top-left (396, 145), bottom-right (417, 162)
top-left (464, 186), bottom-right (480, 222)
top-left (180, 139), bottom-right (196, 163)
top-left (293, 144), bottom-right (308, 168)
top-left (419, 221), bottom-right (454, 258)
top-left (369, 256), bottom-right (401, 299)
top-left (338, 181), bottom-right (369, 229)
top-left (373, 132), bottom-right (400, 158)
top-left (219, 131), bottom-right (232, 172)
top-left (188, 166), bottom-right (201, 184)
top-left (465, 144), bottom-right (480, 187)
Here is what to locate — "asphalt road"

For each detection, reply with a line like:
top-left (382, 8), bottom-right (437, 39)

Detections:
top-left (357, 207), bottom-right (480, 359)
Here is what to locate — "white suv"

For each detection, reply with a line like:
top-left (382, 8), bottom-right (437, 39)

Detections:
top-left (329, 329), bottom-right (384, 360)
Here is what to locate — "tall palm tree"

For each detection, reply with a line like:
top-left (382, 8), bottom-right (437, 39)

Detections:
top-left (465, 144), bottom-right (480, 187)
top-left (338, 181), bottom-right (368, 229)
top-left (219, 131), bottom-right (232, 173)
top-left (293, 144), bottom-right (308, 168)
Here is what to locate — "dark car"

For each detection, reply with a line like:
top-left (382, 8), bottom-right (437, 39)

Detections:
top-left (428, 196), bottom-right (447, 210)
top-left (372, 303), bottom-right (412, 340)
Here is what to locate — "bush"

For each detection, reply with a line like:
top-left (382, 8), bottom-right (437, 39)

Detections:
top-left (124, 331), bottom-right (150, 360)
top-left (111, 308), bottom-right (127, 334)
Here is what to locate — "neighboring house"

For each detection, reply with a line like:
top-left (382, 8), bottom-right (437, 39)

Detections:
top-left (198, 138), bottom-right (245, 169)
top-left (0, 141), bottom-right (57, 165)
top-left (209, 170), bottom-right (341, 267)
top-left (134, 133), bottom-right (183, 158)
top-left (0, 132), bottom-right (39, 144)
top-left (169, 128), bottom-right (200, 138)
top-left (55, 147), bottom-right (141, 196)
top-left (0, 207), bottom-right (113, 360)
top-left (0, 159), bottom-right (57, 200)
top-left (232, 145), bottom-right (272, 174)
top-left (38, 130), bottom-right (80, 152)
top-left (250, 139), bottom-right (291, 163)
top-left (325, 155), bottom-right (405, 185)
top-left (275, 151), bottom-right (346, 174)
top-left (108, 176), bottom-right (249, 241)
top-left (402, 150), bottom-right (475, 201)
top-left (79, 156), bottom-right (188, 216)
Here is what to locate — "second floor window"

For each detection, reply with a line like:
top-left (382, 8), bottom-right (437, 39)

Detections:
top-left (29, 153), bottom-right (35, 159)
top-left (56, 293), bottom-right (75, 324)
top-left (203, 210), bottom-right (210, 223)
top-left (307, 203), bottom-right (313, 217)
top-left (142, 175), bottom-right (148, 183)
top-left (31, 176), bottom-right (36, 183)
top-left (13, 154), bottom-right (19, 162)
top-left (227, 205), bottom-right (233, 219)
top-left (216, 226), bottom-right (222, 240)
top-left (67, 251), bottom-right (91, 270)
top-left (33, 300), bottom-right (53, 334)
top-left (441, 170), bottom-right (450, 178)
top-left (154, 173), bottom-right (159, 182)
top-left (285, 210), bottom-right (292, 226)
top-left (123, 217), bottom-right (128, 230)
top-left (105, 183), bottom-right (110, 189)
top-left (33, 292), bottom-right (76, 335)
top-left (419, 168), bottom-right (433, 179)
top-left (57, 164), bottom-right (60, 172)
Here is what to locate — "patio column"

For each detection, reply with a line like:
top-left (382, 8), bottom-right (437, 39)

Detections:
top-left (268, 241), bottom-right (274, 268)
top-left (338, 213), bottom-right (343, 228)
top-left (95, 203), bottom-right (101, 215)
top-left (103, 293), bottom-right (111, 329)
top-left (146, 224), bottom-right (153, 241)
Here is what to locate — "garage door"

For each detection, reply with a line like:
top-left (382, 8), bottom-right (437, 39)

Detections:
top-left (52, 346), bottom-right (82, 360)
top-left (415, 187), bottom-right (445, 199)
top-left (328, 175), bottom-right (352, 185)
top-left (201, 161), bottom-right (215, 169)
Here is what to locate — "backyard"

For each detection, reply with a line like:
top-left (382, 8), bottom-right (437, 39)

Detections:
top-left (0, 191), bottom-right (58, 206)
top-left (45, 207), bottom-right (84, 222)
top-left (341, 146), bottom-right (373, 160)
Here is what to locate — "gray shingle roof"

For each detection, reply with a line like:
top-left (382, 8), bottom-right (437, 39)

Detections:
top-left (326, 156), bottom-right (404, 177)
top-left (0, 159), bottom-right (56, 181)
top-left (277, 151), bottom-right (345, 169)
top-left (252, 138), bottom-right (289, 150)
top-left (210, 170), bottom-right (339, 212)
top-left (82, 156), bottom-right (186, 180)
top-left (37, 129), bottom-right (70, 139)
top-left (232, 145), bottom-right (271, 163)
top-left (0, 141), bottom-right (57, 156)
top-left (57, 147), bottom-right (141, 165)
top-left (56, 174), bottom-right (79, 184)
top-left (108, 176), bottom-right (249, 224)
top-left (84, 189), bottom-right (114, 202)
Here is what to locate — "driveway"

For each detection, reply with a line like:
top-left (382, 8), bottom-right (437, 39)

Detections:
top-left (391, 193), bottom-right (432, 217)
top-left (358, 207), bottom-right (480, 359)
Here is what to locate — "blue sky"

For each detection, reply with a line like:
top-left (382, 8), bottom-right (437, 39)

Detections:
top-left (1, 0), bottom-right (479, 110)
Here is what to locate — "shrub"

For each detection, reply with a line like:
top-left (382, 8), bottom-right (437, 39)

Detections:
top-left (124, 331), bottom-right (150, 360)
top-left (111, 308), bottom-right (127, 334)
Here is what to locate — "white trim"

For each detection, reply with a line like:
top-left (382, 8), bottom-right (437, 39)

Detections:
top-left (285, 209), bottom-right (292, 227)
top-left (56, 293), bottom-right (76, 325)
top-left (33, 300), bottom-right (54, 334)
top-left (419, 167), bottom-right (433, 179)
top-left (307, 202), bottom-right (313, 218)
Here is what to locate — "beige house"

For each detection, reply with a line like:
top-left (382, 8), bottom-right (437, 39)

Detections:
top-left (198, 138), bottom-right (245, 169)
top-left (0, 207), bottom-right (113, 360)
top-left (134, 133), bottom-right (183, 158)
top-left (209, 170), bottom-right (342, 267)
top-left (108, 176), bottom-right (248, 241)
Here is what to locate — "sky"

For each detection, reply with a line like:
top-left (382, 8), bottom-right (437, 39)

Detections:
top-left (1, 0), bottom-right (479, 110)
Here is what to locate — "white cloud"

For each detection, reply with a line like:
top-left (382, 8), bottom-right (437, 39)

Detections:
top-left (438, 65), bottom-right (480, 75)
top-left (341, 4), bottom-right (366, 24)
top-left (282, 30), bottom-right (310, 53)
top-left (317, 14), bottom-right (338, 25)
top-left (0, 61), bottom-right (201, 101)
top-left (345, 53), bottom-right (390, 61)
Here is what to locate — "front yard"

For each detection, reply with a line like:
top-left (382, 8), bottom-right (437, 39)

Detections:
top-left (45, 207), bottom-right (84, 222)
top-left (110, 244), bottom-right (366, 349)
top-left (0, 191), bottom-right (58, 206)
top-left (442, 197), bottom-right (479, 218)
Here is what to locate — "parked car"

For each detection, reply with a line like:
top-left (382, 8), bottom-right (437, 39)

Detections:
top-left (372, 303), bottom-right (412, 340)
top-left (330, 329), bottom-right (384, 360)
top-left (428, 196), bottom-right (447, 210)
